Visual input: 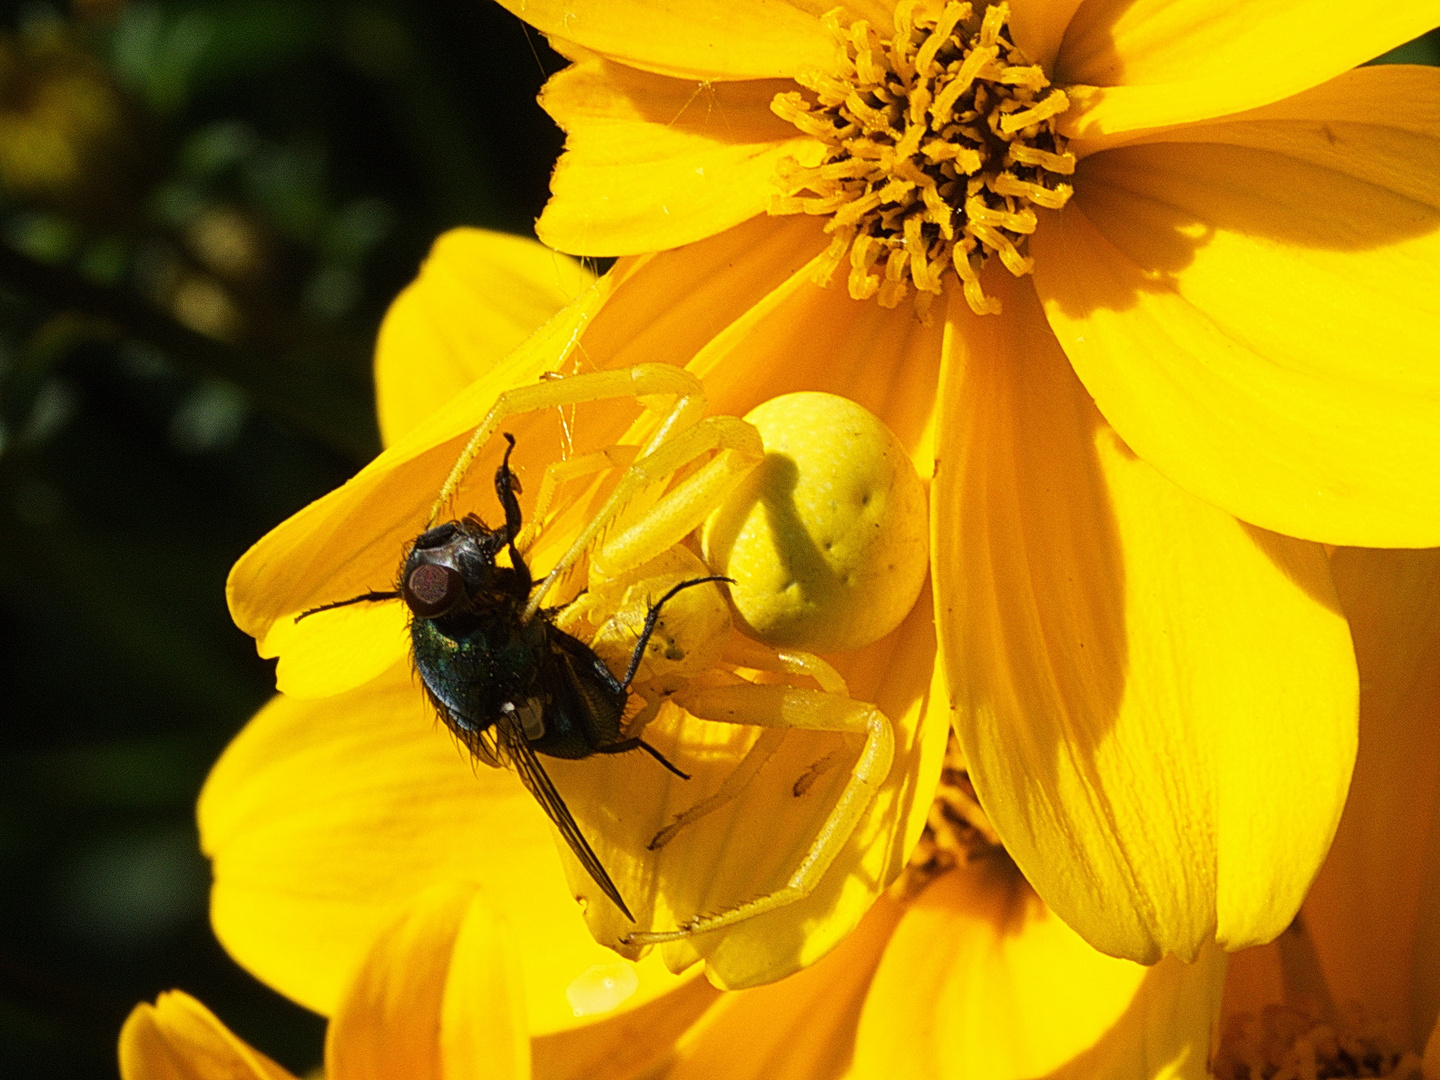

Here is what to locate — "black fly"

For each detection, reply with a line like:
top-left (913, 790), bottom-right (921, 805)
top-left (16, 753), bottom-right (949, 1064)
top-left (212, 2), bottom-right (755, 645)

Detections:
top-left (297, 435), bottom-right (726, 920)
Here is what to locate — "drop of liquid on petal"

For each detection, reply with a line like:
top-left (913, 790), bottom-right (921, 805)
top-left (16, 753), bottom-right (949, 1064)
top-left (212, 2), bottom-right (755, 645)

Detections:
top-left (564, 962), bottom-right (640, 1017)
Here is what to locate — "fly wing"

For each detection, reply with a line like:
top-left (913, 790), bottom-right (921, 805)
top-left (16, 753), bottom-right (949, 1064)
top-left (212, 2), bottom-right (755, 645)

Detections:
top-left (495, 715), bottom-right (635, 922)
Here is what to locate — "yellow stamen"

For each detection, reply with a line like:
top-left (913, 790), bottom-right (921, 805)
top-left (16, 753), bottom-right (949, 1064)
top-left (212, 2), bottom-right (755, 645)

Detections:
top-left (915, 3), bottom-right (969, 78)
top-left (1213, 1000), bottom-right (1423, 1080)
top-left (770, 0), bottom-right (1073, 314)
top-left (999, 64), bottom-right (1048, 89)
top-left (999, 89), bottom-right (1070, 134)
top-left (978, 1), bottom-right (1007, 48)
top-left (992, 173), bottom-right (1073, 209)
top-left (930, 44), bottom-right (998, 126)
top-left (1007, 142), bottom-right (1076, 175)
top-left (891, 733), bottom-right (1011, 900)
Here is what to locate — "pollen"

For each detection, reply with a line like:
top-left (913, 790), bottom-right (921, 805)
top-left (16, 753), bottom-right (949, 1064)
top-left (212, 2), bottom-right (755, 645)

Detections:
top-left (769, 1), bottom-right (1074, 316)
top-left (1212, 1000), bottom-right (1423, 1080)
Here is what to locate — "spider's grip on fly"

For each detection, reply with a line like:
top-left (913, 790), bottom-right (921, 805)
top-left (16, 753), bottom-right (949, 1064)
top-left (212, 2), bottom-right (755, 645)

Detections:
top-left (290, 364), bottom-right (928, 972)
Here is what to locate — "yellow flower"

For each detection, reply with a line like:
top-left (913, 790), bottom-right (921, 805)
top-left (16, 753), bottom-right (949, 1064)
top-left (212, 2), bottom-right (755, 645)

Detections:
top-left (200, 637), bottom-right (1221, 1080)
top-left (186, 543), bottom-right (1440, 1080)
top-left (121, 884), bottom-right (529, 1080)
top-left (1216, 547), bottom-right (1440, 1080)
top-left (651, 760), bottom-right (1229, 1080)
top-left (461, 0), bottom-right (1440, 960)
top-left (516, 0), bottom-right (1440, 549)
top-left (655, 546), bottom-right (1440, 1080)
top-left (217, 228), bottom-right (949, 1001)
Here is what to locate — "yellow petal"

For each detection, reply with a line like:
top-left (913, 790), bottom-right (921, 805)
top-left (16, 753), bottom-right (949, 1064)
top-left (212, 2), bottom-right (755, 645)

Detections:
top-left (852, 863), bottom-right (1220, 1080)
top-left (1043, 946), bottom-right (1229, 1080)
top-left (227, 272), bottom-right (611, 695)
top-left (662, 896), bottom-right (903, 1080)
top-left (264, 600), bottom-right (409, 700)
top-left (1008, 0), bottom-right (1089, 76)
top-left (1037, 68), bottom-right (1440, 546)
top-left (327, 883), bottom-right (528, 1080)
top-left (532, 974), bottom-right (721, 1080)
top-left (198, 664), bottom-right (693, 1033)
top-left (229, 216), bottom-right (824, 697)
top-left (440, 895), bottom-right (531, 1080)
top-left (1304, 548), bottom-right (1440, 1051)
top-left (933, 273), bottom-right (1357, 964)
top-left (686, 236), bottom-right (943, 478)
top-left (537, 58), bottom-right (818, 256)
top-left (488, 0), bottom-right (836, 81)
top-left (119, 992), bottom-right (294, 1080)
top-left (1056, 0), bottom-right (1440, 140)
top-left (375, 229), bottom-right (594, 446)
top-left (569, 214), bottom-right (827, 377)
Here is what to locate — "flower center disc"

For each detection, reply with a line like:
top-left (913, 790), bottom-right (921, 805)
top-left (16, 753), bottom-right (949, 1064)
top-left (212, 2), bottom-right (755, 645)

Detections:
top-left (1214, 1002), bottom-right (1422, 1080)
top-left (770, 0), bottom-right (1074, 315)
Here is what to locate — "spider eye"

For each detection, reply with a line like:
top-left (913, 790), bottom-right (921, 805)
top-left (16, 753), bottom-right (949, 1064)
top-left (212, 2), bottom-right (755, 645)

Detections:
top-left (403, 562), bottom-right (464, 618)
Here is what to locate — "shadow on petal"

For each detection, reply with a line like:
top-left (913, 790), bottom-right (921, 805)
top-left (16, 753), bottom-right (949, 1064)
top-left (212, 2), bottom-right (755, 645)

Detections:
top-left (935, 271), bottom-right (1355, 963)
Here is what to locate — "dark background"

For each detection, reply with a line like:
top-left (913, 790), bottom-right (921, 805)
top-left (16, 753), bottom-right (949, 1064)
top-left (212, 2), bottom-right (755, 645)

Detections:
top-left (0, 2), bottom-right (566, 1075)
top-left (0, 3), bottom-right (1434, 1077)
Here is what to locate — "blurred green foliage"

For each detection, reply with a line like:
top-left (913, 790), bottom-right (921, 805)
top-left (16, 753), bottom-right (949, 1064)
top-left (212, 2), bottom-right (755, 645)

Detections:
top-left (0, 1), bottom-right (566, 1076)
top-left (0, 3), bottom-right (1434, 1078)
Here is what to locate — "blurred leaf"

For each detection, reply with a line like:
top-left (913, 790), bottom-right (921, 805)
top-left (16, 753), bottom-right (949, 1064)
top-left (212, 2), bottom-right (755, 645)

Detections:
top-left (110, 1), bottom-right (326, 113)
top-left (169, 376), bottom-right (248, 452)
top-left (178, 120), bottom-right (258, 179)
top-left (183, 0), bottom-right (325, 84)
top-left (0, 312), bottom-right (105, 440)
top-left (1369, 26), bottom-right (1440, 65)
top-left (110, 2), bottom-right (215, 114)
top-left (242, 137), bottom-right (327, 243)
top-left (4, 213), bottom-right (79, 264)
top-left (7, 737), bottom-right (206, 809)
top-left (56, 827), bottom-right (208, 949)
top-left (0, 241), bottom-right (378, 459)
top-left (322, 196), bottom-right (392, 264)
top-left (77, 235), bottom-right (129, 285)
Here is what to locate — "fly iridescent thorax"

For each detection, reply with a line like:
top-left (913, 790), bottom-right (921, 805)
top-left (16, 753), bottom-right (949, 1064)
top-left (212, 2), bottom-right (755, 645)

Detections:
top-left (399, 516), bottom-right (549, 762)
top-left (401, 507), bottom-right (649, 765)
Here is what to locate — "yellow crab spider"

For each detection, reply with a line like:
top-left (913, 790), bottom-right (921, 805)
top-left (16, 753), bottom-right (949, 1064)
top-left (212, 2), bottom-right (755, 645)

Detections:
top-left (427, 363), bottom-right (898, 945)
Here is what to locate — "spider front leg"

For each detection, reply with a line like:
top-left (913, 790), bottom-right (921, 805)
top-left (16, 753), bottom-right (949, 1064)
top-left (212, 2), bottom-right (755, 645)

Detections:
top-left (622, 681), bottom-right (896, 946)
top-left (525, 415), bottom-right (762, 618)
top-left (513, 444), bottom-right (639, 553)
top-left (427, 363), bottom-right (705, 526)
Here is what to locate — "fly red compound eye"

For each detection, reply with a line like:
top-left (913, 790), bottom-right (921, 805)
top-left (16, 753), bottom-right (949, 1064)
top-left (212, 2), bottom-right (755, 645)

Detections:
top-left (404, 562), bottom-right (463, 618)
